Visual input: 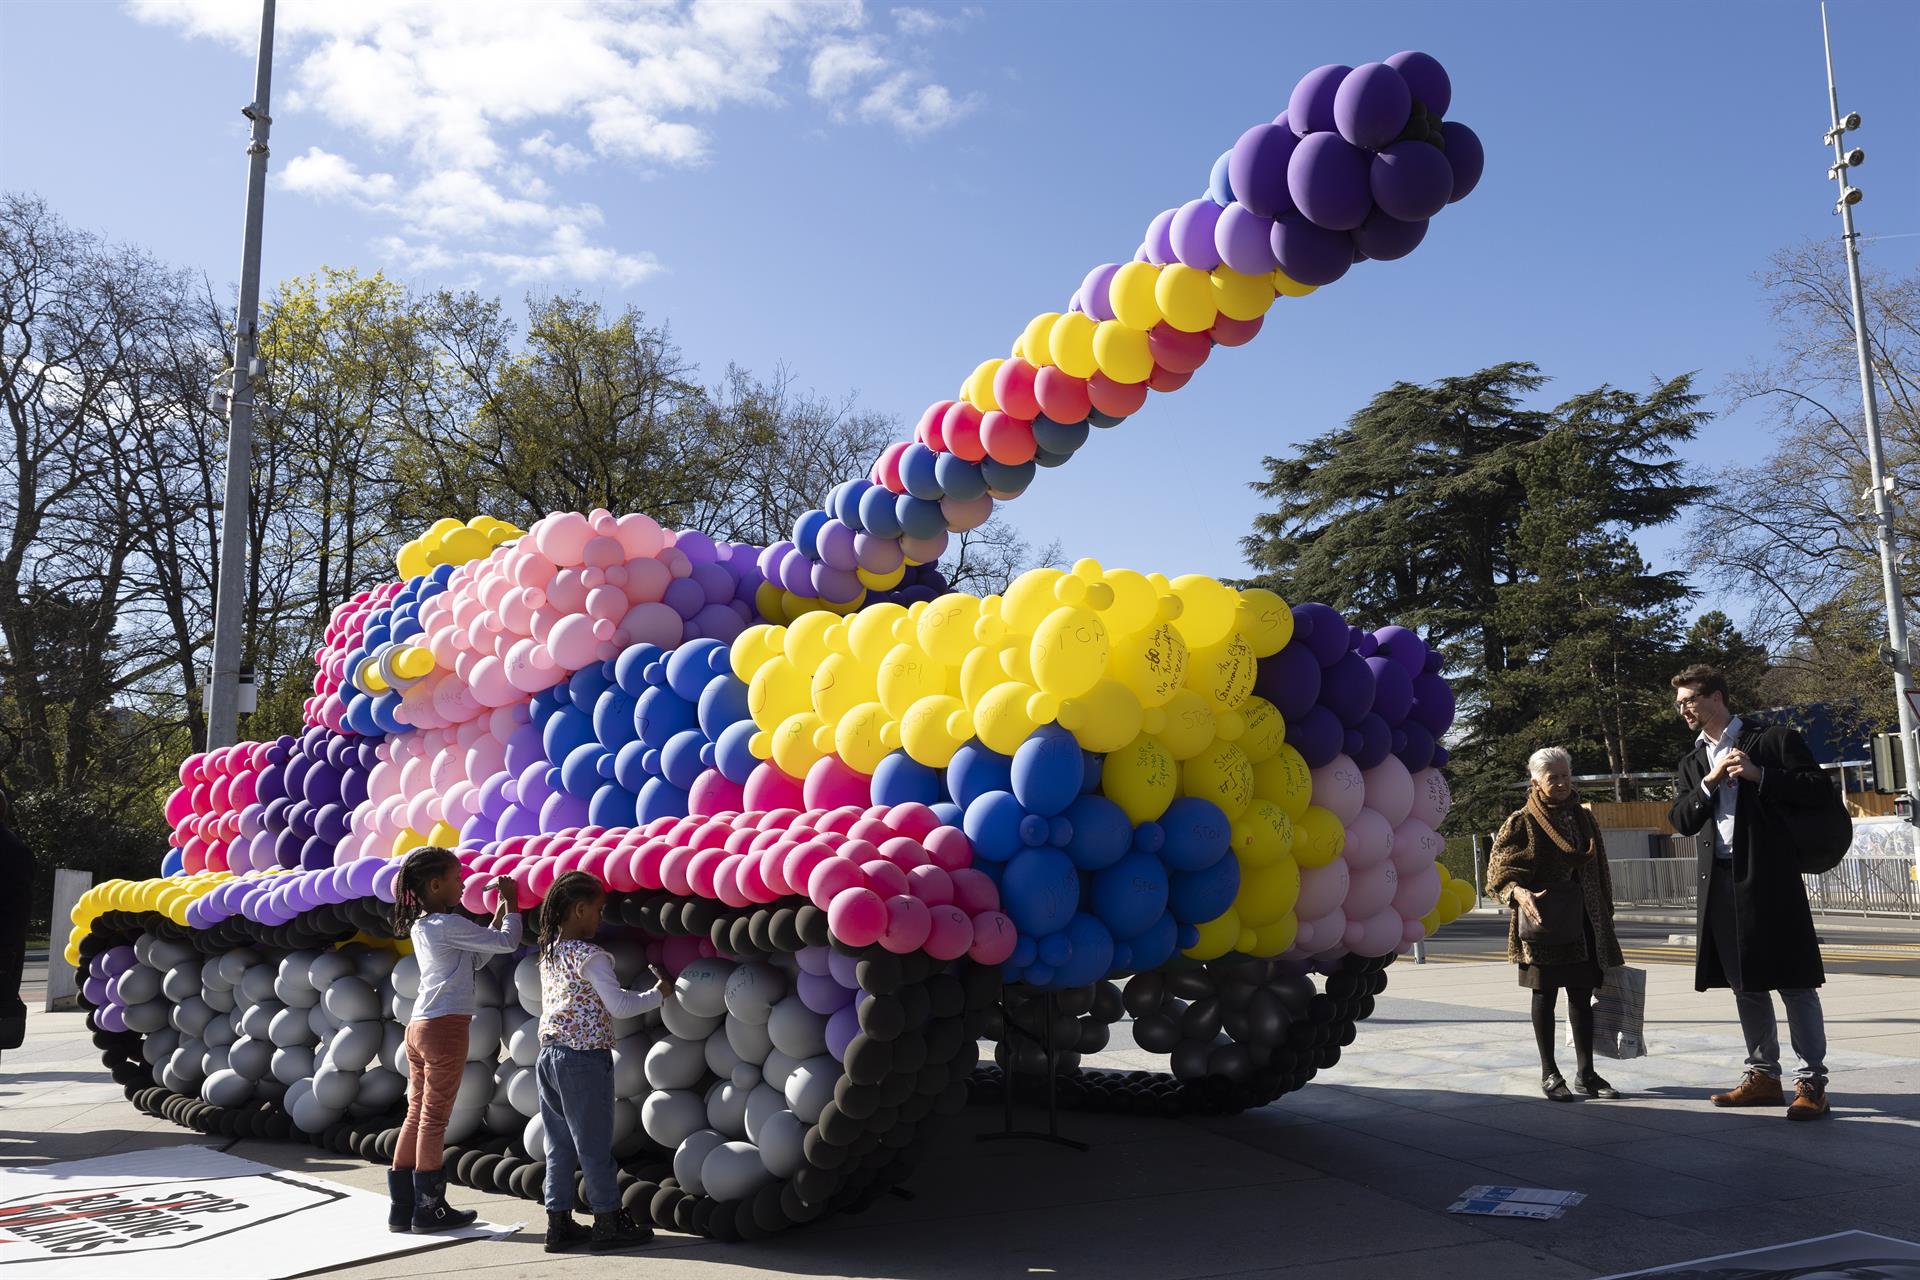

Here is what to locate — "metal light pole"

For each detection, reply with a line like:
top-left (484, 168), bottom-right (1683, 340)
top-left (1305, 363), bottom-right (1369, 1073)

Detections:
top-left (1821, 3), bottom-right (1918, 815)
top-left (206, 0), bottom-right (275, 750)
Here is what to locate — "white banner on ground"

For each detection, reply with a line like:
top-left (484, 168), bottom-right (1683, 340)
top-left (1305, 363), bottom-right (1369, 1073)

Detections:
top-left (0, 1146), bottom-right (519, 1279)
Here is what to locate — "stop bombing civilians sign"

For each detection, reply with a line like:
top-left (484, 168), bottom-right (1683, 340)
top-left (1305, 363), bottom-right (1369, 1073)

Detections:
top-left (0, 1147), bottom-right (513, 1278)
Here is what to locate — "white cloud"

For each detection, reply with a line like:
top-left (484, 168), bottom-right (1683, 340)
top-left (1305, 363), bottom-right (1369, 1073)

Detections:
top-left (129, 0), bottom-right (976, 284)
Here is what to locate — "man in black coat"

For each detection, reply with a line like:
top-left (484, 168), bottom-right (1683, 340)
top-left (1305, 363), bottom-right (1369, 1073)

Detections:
top-left (0, 787), bottom-right (30, 1056)
top-left (1667, 665), bottom-right (1830, 1120)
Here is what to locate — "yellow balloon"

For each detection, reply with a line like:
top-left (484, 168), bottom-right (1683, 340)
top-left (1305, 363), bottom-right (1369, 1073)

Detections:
top-left (748, 655), bottom-right (811, 728)
top-left (834, 701), bottom-right (894, 774)
top-left (1157, 688), bottom-right (1216, 761)
top-left (781, 589), bottom-right (823, 621)
top-left (959, 645), bottom-right (1012, 708)
top-left (753, 582), bottom-right (788, 626)
top-left (899, 694), bottom-right (969, 767)
top-left (1237, 696), bottom-right (1288, 763)
top-left (362, 664), bottom-right (391, 694)
top-left (844, 603), bottom-right (909, 664)
top-left (427, 517), bottom-right (465, 538)
top-left (1000, 568), bottom-right (1065, 634)
top-left (784, 609), bottom-right (841, 674)
top-left (1231, 799), bottom-right (1296, 869)
top-left (1107, 621), bottom-right (1188, 708)
top-left (1091, 320), bottom-right (1154, 384)
top-left (1210, 266), bottom-right (1277, 322)
top-left (396, 541), bottom-right (432, 580)
top-left (730, 624), bottom-right (785, 681)
top-left (1252, 743), bottom-right (1314, 819)
top-left (440, 527), bottom-right (491, 563)
top-left (1272, 268), bottom-right (1318, 298)
top-left (1184, 911), bottom-right (1240, 961)
top-left (1029, 606), bottom-right (1109, 699)
top-left (1186, 630), bottom-right (1257, 713)
top-left (427, 820), bottom-right (461, 848)
top-left (811, 651), bottom-right (877, 723)
top-left (876, 642), bottom-right (949, 719)
top-left (972, 680), bottom-right (1042, 756)
top-left (1181, 739), bottom-right (1254, 817)
top-left (771, 711), bottom-right (827, 778)
top-left (1020, 313), bottom-right (1061, 369)
top-left (1292, 805), bottom-right (1347, 868)
top-left (1235, 587), bottom-right (1295, 657)
top-left (1154, 263), bottom-right (1218, 333)
top-left (917, 594), bottom-right (983, 667)
top-left (856, 562), bottom-right (906, 591)
top-left (1102, 734), bottom-right (1178, 824)
top-left (1235, 855), bottom-right (1301, 922)
top-left (1057, 679), bottom-right (1145, 753)
top-left (969, 358), bottom-right (1004, 413)
top-left (1047, 311), bottom-right (1098, 379)
top-left (1169, 574), bottom-right (1238, 649)
top-left (1108, 262), bottom-right (1163, 331)
top-left (1252, 914), bottom-right (1300, 957)
top-left (393, 646), bottom-right (436, 680)
top-left (392, 828), bottom-right (428, 858)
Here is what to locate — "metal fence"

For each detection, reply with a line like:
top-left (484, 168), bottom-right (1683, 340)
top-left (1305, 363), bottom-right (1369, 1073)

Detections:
top-left (1606, 855), bottom-right (1918, 918)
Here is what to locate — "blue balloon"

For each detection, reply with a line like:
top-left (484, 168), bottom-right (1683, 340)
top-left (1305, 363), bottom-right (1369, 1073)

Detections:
top-left (1061, 794), bottom-right (1131, 870)
top-left (559, 742), bottom-right (609, 798)
top-left (666, 637), bottom-right (725, 703)
top-left (1209, 148), bottom-right (1234, 206)
top-left (541, 705), bottom-right (595, 766)
top-left (1011, 725), bottom-right (1083, 817)
top-left (1038, 931), bottom-right (1073, 967)
top-left (634, 686), bottom-right (697, 748)
top-left (1091, 851), bottom-right (1169, 939)
top-left (713, 720), bottom-right (759, 785)
top-left (614, 643), bottom-right (664, 697)
top-left (613, 739), bottom-right (653, 793)
top-left (1032, 416), bottom-right (1089, 456)
top-left (370, 690), bottom-right (405, 735)
top-left (947, 741), bottom-right (1012, 810)
top-left (162, 848), bottom-right (185, 876)
top-left (962, 790), bottom-right (1028, 862)
top-left (858, 485), bottom-right (904, 539)
top-left (636, 776), bottom-right (690, 823)
top-left (592, 688), bottom-right (638, 748)
top-left (588, 784), bottom-right (638, 828)
top-left (568, 662), bottom-right (612, 712)
top-left (1128, 911), bottom-right (1180, 972)
top-left (1159, 797), bottom-right (1232, 871)
top-left (697, 673), bottom-right (750, 737)
top-left (1051, 914), bottom-right (1116, 988)
top-left (999, 847), bottom-right (1080, 936)
top-left (934, 453), bottom-right (987, 501)
top-left (872, 751), bottom-right (942, 807)
top-left (930, 801), bottom-right (963, 828)
top-left (793, 508), bottom-right (830, 560)
top-left (979, 458), bottom-right (1035, 495)
top-left (1080, 750), bottom-right (1105, 794)
top-left (900, 443), bottom-right (945, 501)
top-left (1168, 856), bottom-right (1240, 925)
top-left (660, 729), bottom-right (708, 790)
top-left (895, 493), bottom-right (947, 540)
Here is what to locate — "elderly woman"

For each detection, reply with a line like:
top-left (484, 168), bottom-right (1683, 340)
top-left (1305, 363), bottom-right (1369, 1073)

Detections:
top-left (1485, 747), bottom-right (1625, 1101)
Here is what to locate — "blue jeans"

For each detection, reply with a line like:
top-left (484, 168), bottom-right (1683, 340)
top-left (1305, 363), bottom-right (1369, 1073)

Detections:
top-left (536, 1044), bottom-right (618, 1214)
top-left (1733, 988), bottom-right (1828, 1086)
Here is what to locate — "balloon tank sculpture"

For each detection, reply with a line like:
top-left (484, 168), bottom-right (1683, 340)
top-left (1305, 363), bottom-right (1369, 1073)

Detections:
top-left (66, 53), bottom-right (1482, 1241)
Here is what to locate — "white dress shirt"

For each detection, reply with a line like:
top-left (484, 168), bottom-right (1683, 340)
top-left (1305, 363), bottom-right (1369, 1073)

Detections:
top-left (1697, 715), bottom-right (1763, 861)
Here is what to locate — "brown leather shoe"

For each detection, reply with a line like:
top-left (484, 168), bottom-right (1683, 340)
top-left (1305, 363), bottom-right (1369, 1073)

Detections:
top-left (1710, 1070), bottom-right (1785, 1107)
top-left (1787, 1080), bottom-right (1831, 1121)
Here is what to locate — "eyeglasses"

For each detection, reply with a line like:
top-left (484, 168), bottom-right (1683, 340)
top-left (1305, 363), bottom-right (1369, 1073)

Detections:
top-left (1674, 693), bottom-right (1706, 710)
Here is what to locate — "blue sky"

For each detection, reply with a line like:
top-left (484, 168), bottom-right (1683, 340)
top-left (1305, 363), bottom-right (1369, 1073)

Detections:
top-left (4, 0), bottom-right (1917, 627)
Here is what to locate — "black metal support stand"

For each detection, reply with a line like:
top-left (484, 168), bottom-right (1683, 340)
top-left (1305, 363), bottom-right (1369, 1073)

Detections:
top-left (975, 990), bottom-right (1088, 1151)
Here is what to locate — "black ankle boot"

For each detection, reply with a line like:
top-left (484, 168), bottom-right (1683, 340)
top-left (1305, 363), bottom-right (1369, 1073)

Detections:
top-left (545, 1210), bottom-right (590, 1253)
top-left (590, 1209), bottom-right (652, 1251)
top-left (1542, 1071), bottom-right (1575, 1102)
top-left (386, 1169), bottom-right (414, 1233)
top-left (411, 1169), bottom-right (478, 1233)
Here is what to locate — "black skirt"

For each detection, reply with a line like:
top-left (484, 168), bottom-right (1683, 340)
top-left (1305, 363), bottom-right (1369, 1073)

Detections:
top-left (1517, 910), bottom-right (1603, 991)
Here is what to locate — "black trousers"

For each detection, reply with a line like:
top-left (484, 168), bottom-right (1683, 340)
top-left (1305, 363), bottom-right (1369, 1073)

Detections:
top-left (1705, 861), bottom-right (1743, 990)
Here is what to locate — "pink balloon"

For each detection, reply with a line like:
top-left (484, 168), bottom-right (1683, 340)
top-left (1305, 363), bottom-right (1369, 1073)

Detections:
top-left (743, 763), bottom-right (805, 813)
top-left (861, 859), bottom-right (909, 899)
top-left (689, 769), bottom-right (746, 817)
top-left (1392, 864), bottom-right (1442, 918)
top-left (906, 864), bottom-right (954, 906)
top-left (878, 894), bottom-right (932, 953)
top-left (1296, 859), bottom-right (1351, 918)
top-left (1361, 755), bottom-right (1415, 827)
top-left (619, 601), bottom-right (682, 649)
top-left (533, 511), bottom-right (592, 565)
top-left (1409, 767), bottom-right (1452, 829)
top-left (949, 867), bottom-right (1000, 915)
top-left (827, 886), bottom-right (887, 948)
top-left (923, 904), bottom-right (974, 960)
top-left (1309, 754), bottom-right (1367, 825)
top-left (713, 854), bottom-right (752, 908)
top-left (1342, 808), bottom-right (1395, 870)
top-left (1342, 861), bottom-right (1397, 918)
top-left (967, 910), bottom-right (1017, 964)
top-left (886, 802), bottom-right (942, 841)
top-left (1350, 908), bottom-right (1404, 958)
top-left (782, 841), bottom-right (833, 899)
top-left (803, 754), bottom-right (871, 811)
top-left (922, 826), bottom-right (974, 871)
top-left (659, 845), bottom-right (695, 896)
top-left (1401, 916), bottom-right (1427, 947)
top-left (847, 817), bottom-right (895, 847)
top-left (806, 855), bottom-right (864, 910)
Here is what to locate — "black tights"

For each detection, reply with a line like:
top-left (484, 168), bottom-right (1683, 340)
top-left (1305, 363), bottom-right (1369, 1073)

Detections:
top-left (1532, 986), bottom-right (1595, 1079)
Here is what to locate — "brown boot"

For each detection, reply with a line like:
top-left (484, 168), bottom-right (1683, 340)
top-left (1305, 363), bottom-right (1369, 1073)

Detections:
top-left (1787, 1080), bottom-right (1831, 1121)
top-left (1710, 1070), bottom-right (1785, 1107)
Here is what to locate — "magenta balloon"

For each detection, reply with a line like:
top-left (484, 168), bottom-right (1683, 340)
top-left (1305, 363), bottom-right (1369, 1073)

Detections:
top-left (1080, 262), bottom-right (1121, 323)
top-left (1226, 123), bottom-right (1298, 220)
top-left (1333, 63), bottom-right (1412, 150)
top-left (1269, 215), bottom-right (1352, 287)
top-left (1169, 198), bottom-right (1223, 270)
top-left (1351, 209), bottom-right (1428, 262)
top-left (1287, 132), bottom-right (1373, 231)
top-left (1441, 122), bottom-right (1484, 202)
top-left (1384, 50), bottom-right (1452, 116)
top-left (1144, 208), bottom-right (1176, 266)
top-left (1214, 203), bottom-right (1278, 275)
top-left (1370, 141), bottom-right (1453, 222)
top-left (1287, 63), bottom-right (1351, 136)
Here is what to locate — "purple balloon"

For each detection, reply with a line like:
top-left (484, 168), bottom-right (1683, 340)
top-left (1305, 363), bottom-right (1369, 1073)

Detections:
top-left (1398, 720), bottom-right (1437, 772)
top-left (83, 975), bottom-right (108, 1005)
top-left (675, 528), bottom-right (717, 564)
top-left (663, 575), bottom-right (705, 620)
top-left (1441, 121), bottom-right (1484, 202)
top-left (1292, 602), bottom-right (1350, 667)
top-left (1352, 713), bottom-right (1392, 770)
top-left (1227, 123), bottom-right (1298, 220)
top-left (797, 969), bottom-right (851, 1015)
top-left (1288, 705), bottom-right (1346, 768)
top-left (1384, 50), bottom-right (1452, 116)
top-left (692, 602), bottom-right (745, 643)
top-left (1366, 656), bottom-right (1415, 724)
top-left (825, 1003), bottom-right (860, 1060)
top-left (1214, 203), bottom-right (1279, 275)
top-left (96, 1005), bottom-right (127, 1034)
top-left (1412, 671), bottom-right (1457, 735)
top-left (1371, 141), bottom-right (1453, 222)
top-left (1255, 644), bottom-right (1322, 720)
top-left (1372, 625), bottom-right (1428, 676)
top-left (102, 944), bottom-right (136, 976)
top-left (1351, 209), bottom-right (1428, 261)
top-left (1334, 62), bottom-right (1412, 151)
top-left (1321, 652), bottom-right (1377, 727)
top-left (1144, 208), bottom-right (1177, 266)
top-left (854, 531), bottom-right (905, 574)
top-left (1287, 64), bottom-right (1351, 136)
top-left (778, 547), bottom-right (814, 596)
top-left (345, 856), bottom-right (384, 897)
top-left (811, 562), bottom-right (863, 604)
top-left (1081, 262), bottom-right (1121, 322)
top-left (756, 540), bottom-right (794, 581)
top-left (1170, 197), bottom-right (1223, 270)
top-left (1288, 132), bottom-right (1373, 231)
top-left (1270, 215), bottom-right (1352, 287)
top-left (691, 560), bottom-right (736, 604)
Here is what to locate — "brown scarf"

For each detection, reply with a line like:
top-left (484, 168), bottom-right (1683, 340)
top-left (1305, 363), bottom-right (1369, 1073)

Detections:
top-left (1525, 786), bottom-right (1599, 863)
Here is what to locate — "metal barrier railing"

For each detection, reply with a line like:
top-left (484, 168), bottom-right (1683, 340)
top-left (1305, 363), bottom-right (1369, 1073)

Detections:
top-left (1604, 854), bottom-right (1918, 918)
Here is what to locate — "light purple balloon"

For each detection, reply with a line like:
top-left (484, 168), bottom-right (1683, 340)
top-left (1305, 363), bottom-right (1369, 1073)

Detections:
top-left (373, 858), bottom-right (403, 903)
top-left (1080, 262), bottom-right (1121, 323)
top-left (1333, 62), bottom-right (1412, 151)
top-left (1287, 64), bottom-right (1351, 137)
top-left (1270, 215), bottom-right (1353, 287)
top-left (815, 519), bottom-right (858, 572)
top-left (1384, 50), bottom-right (1451, 116)
top-left (811, 562), bottom-right (863, 604)
top-left (1144, 208), bottom-right (1177, 265)
top-left (102, 944), bottom-right (136, 977)
top-left (854, 531), bottom-right (905, 574)
top-left (96, 1004), bottom-right (127, 1034)
top-left (1227, 123), bottom-right (1298, 219)
top-left (778, 547), bottom-right (813, 596)
top-left (1214, 203), bottom-right (1279, 275)
top-left (675, 528), bottom-right (717, 564)
top-left (1169, 198), bottom-right (1223, 270)
top-left (826, 948), bottom-right (860, 989)
top-left (1371, 142), bottom-right (1453, 222)
top-left (1288, 132), bottom-right (1373, 231)
top-left (796, 945), bottom-right (831, 976)
top-left (346, 856), bottom-right (384, 897)
top-left (1352, 210), bottom-right (1427, 261)
top-left (797, 969), bottom-right (853, 1015)
top-left (825, 1003), bottom-right (860, 1060)
top-left (83, 975), bottom-right (109, 1005)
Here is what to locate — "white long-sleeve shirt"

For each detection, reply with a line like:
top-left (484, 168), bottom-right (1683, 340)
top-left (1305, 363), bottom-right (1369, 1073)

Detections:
top-left (410, 911), bottom-right (523, 1021)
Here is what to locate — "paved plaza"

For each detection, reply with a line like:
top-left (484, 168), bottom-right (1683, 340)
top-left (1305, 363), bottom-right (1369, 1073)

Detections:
top-left (5, 937), bottom-right (1916, 1279)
